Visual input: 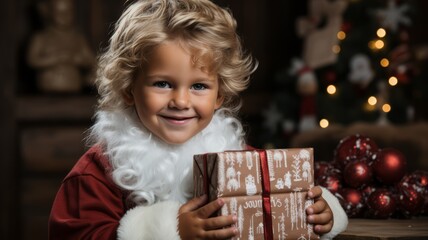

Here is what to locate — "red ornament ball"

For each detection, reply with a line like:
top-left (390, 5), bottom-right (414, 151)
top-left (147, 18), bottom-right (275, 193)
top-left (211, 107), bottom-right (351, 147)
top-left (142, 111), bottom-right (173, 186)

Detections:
top-left (314, 161), bottom-right (332, 183)
top-left (317, 169), bottom-right (343, 194)
top-left (343, 158), bottom-right (373, 188)
top-left (397, 184), bottom-right (424, 217)
top-left (338, 188), bottom-right (365, 218)
top-left (400, 171), bottom-right (428, 194)
top-left (361, 185), bottom-right (377, 202)
top-left (367, 188), bottom-right (397, 219)
top-left (334, 135), bottom-right (378, 170)
top-left (397, 171), bottom-right (428, 215)
top-left (372, 148), bottom-right (407, 185)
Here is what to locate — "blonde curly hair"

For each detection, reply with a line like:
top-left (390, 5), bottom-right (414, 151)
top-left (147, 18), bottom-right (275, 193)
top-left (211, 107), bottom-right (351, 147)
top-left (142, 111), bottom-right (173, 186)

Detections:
top-left (95, 0), bottom-right (256, 114)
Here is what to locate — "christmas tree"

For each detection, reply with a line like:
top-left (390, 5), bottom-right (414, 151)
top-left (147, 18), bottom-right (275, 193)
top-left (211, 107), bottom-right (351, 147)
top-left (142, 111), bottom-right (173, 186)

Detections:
top-left (263, 0), bottom-right (428, 147)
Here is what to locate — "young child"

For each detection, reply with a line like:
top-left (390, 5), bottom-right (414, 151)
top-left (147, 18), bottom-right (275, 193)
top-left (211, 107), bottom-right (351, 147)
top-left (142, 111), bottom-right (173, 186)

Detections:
top-left (48, 0), bottom-right (348, 239)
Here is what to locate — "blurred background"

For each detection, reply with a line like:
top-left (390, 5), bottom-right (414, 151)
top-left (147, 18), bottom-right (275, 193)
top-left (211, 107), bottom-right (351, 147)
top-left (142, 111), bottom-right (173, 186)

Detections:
top-left (1, 0), bottom-right (428, 239)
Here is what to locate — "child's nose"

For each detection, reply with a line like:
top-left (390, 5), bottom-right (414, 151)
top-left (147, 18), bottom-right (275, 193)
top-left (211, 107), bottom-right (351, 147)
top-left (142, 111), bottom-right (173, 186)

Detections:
top-left (169, 89), bottom-right (190, 109)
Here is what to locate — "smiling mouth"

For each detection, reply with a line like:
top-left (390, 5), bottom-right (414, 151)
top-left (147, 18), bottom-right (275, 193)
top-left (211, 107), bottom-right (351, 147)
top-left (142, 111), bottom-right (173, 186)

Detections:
top-left (160, 115), bottom-right (195, 125)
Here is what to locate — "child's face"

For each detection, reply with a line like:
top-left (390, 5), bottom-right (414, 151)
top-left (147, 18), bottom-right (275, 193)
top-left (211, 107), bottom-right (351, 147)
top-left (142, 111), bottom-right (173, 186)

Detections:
top-left (125, 41), bottom-right (223, 145)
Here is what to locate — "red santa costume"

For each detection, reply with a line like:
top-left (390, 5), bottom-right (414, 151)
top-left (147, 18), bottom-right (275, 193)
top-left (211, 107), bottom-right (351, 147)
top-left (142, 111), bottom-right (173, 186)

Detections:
top-left (48, 108), bottom-right (348, 239)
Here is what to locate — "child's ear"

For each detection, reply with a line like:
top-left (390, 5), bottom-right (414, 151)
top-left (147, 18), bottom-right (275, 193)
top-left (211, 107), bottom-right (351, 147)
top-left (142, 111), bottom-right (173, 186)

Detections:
top-left (215, 94), bottom-right (224, 110)
top-left (122, 90), bottom-right (135, 106)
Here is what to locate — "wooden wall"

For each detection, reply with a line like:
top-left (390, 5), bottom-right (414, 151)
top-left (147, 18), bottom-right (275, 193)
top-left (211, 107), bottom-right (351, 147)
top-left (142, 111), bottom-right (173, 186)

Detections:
top-left (1, 0), bottom-right (18, 238)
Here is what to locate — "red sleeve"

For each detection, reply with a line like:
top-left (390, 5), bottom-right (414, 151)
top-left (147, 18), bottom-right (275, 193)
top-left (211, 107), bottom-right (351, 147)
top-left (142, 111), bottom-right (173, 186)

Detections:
top-left (48, 148), bottom-right (127, 240)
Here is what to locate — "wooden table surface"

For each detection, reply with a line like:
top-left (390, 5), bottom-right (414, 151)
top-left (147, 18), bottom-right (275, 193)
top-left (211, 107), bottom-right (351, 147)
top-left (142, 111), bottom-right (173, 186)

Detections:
top-left (336, 217), bottom-right (428, 240)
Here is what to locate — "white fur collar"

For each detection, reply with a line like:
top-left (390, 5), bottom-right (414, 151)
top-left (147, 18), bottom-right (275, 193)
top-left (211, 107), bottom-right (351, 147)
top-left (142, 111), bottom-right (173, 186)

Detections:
top-left (88, 108), bottom-right (245, 205)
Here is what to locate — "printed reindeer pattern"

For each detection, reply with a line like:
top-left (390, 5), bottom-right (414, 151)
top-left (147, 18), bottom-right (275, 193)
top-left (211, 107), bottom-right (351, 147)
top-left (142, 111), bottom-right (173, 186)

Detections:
top-left (203, 148), bottom-right (318, 240)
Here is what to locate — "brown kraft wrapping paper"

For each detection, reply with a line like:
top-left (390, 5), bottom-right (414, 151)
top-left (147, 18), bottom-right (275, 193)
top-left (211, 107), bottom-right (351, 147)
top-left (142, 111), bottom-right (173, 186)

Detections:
top-left (193, 148), bottom-right (320, 240)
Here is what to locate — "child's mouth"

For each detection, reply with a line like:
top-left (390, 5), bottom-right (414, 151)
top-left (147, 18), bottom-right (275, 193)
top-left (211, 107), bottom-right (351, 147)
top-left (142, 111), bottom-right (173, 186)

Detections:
top-left (161, 115), bottom-right (195, 125)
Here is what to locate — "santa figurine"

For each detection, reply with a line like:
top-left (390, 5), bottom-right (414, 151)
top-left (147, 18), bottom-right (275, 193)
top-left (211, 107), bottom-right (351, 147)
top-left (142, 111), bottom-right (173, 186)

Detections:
top-left (291, 59), bottom-right (319, 132)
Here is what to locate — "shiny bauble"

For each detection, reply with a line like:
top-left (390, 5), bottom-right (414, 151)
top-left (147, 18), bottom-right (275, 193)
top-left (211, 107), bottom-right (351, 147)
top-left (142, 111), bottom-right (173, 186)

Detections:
top-left (317, 169), bottom-right (343, 194)
top-left (338, 188), bottom-right (365, 218)
top-left (343, 158), bottom-right (373, 188)
top-left (314, 161), bottom-right (332, 184)
top-left (366, 188), bottom-right (397, 219)
top-left (372, 148), bottom-right (407, 185)
top-left (396, 184), bottom-right (424, 217)
top-left (334, 134), bottom-right (378, 170)
top-left (397, 171), bottom-right (428, 216)
top-left (361, 185), bottom-right (377, 199)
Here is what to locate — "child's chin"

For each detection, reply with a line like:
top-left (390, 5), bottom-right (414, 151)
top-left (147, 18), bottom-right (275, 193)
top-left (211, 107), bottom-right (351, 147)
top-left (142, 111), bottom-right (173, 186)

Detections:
top-left (159, 135), bottom-right (193, 145)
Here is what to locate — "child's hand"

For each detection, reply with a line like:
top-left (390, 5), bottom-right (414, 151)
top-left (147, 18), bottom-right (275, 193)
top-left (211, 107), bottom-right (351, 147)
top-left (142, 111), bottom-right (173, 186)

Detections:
top-left (178, 195), bottom-right (238, 240)
top-left (306, 186), bottom-right (334, 234)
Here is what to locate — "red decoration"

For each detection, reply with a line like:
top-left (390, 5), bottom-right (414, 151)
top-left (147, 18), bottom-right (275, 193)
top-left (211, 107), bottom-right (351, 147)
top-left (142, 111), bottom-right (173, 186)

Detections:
top-left (400, 171), bottom-right (428, 194)
top-left (388, 30), bottom-right (415, 85)
top-left (343, 158), bottom-right (373, 188)
top-left (317, 169), bottom-right (343, 194)
top-left (314, 161), bottom-right (332, 184)
top-left (372, 148), bottom-right (407, 185)
top-left (397, 184), bottom-right (424, 217)
top-left (329, 135), bottom-right (426, 219)
top-left (367, 189), bottom-right (397, 219)
top-left (361, 185), bottom-right (377, 198)
top-left (397, 171), bottom-right (428, 215)
top-left (334, 135), bottom-right (378, 170)
top-left (338, 188), bottom-right (365, 218)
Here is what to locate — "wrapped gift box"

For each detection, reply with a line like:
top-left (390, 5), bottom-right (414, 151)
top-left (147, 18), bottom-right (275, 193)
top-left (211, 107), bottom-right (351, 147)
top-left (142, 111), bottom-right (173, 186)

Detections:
top-left (194, 148), bottom-right (319, 240)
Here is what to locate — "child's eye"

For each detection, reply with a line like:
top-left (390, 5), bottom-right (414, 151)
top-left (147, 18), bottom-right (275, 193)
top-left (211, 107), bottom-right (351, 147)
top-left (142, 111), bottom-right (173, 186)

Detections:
top-left (191, 83), bottom-right (208, 90)
top-left (153, 81), bottom-right (171, 88)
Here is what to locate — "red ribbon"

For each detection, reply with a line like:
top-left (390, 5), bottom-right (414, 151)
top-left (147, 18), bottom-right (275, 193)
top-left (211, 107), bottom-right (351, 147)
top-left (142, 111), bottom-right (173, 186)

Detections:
top-left (200, 151), bottom-right (274, 239)
top-left (258, 150), bottom-right (273, 240)
top-left (203, 154), bottom-right (210, 201)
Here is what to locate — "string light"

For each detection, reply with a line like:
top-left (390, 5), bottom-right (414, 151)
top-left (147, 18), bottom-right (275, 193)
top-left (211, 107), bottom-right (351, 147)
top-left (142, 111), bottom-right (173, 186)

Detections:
top-left (382, 104), bottom-right (391, 112)
top-left (320, 119), bottom-right (329, 128)
top-left (327, 85), bottom-right (337, 95)
top-left (369, 39), bottom-right (385, 51)
top-left (388, 76), bottom-right (398, 86)
top-left (337, 31), bottom-right (346, 40)
top-left (380, 58), bottom-right (389, 67)
top-left (332, 45), bottom-right (341, 54)
top-left (368, 96), bottom-right (377, 106)
top-left (375, 39), bottom-right (385, 49)
top-left (377, 28), bottom-right (386, 38)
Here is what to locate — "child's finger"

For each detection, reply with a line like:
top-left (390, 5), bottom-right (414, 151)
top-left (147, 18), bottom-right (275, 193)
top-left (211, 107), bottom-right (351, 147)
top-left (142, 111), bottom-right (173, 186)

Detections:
top-left (306, 198), bottom-right (327, 214)
top-left (202, 226), bottom-right (238, 239)
top-left (313, 220), bottom-right (334, 234)
top-left (308, 186), bottom-right (322, 199)
top-left (307, 211), bottom-right (333, 225)
top-left (204, 214), bottom-right (237, 230)
top-left (179, 195), bottom-right (207, 214)
top-left (196, 198), bottom-right (225, 218)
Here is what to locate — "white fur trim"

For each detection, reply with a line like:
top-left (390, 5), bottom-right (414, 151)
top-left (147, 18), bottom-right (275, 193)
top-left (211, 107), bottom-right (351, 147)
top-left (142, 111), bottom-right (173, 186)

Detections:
top-left (320, 187), bottom-right (348, 240)
top-left (117, 201), bottom-right (181, 240)
top-left (88, 108), bottom-right (245, 205)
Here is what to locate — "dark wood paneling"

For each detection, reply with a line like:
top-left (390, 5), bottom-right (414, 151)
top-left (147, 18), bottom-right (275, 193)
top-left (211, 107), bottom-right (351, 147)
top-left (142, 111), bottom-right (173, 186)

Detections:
top-left (0, 0), bottom-right (18, 238)
top-left (20, 126), bottom-right (88, 172)
top-left (20, 178), bottom-right (62, 240)
top-left (16, 95), bottom-right (96, 121)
